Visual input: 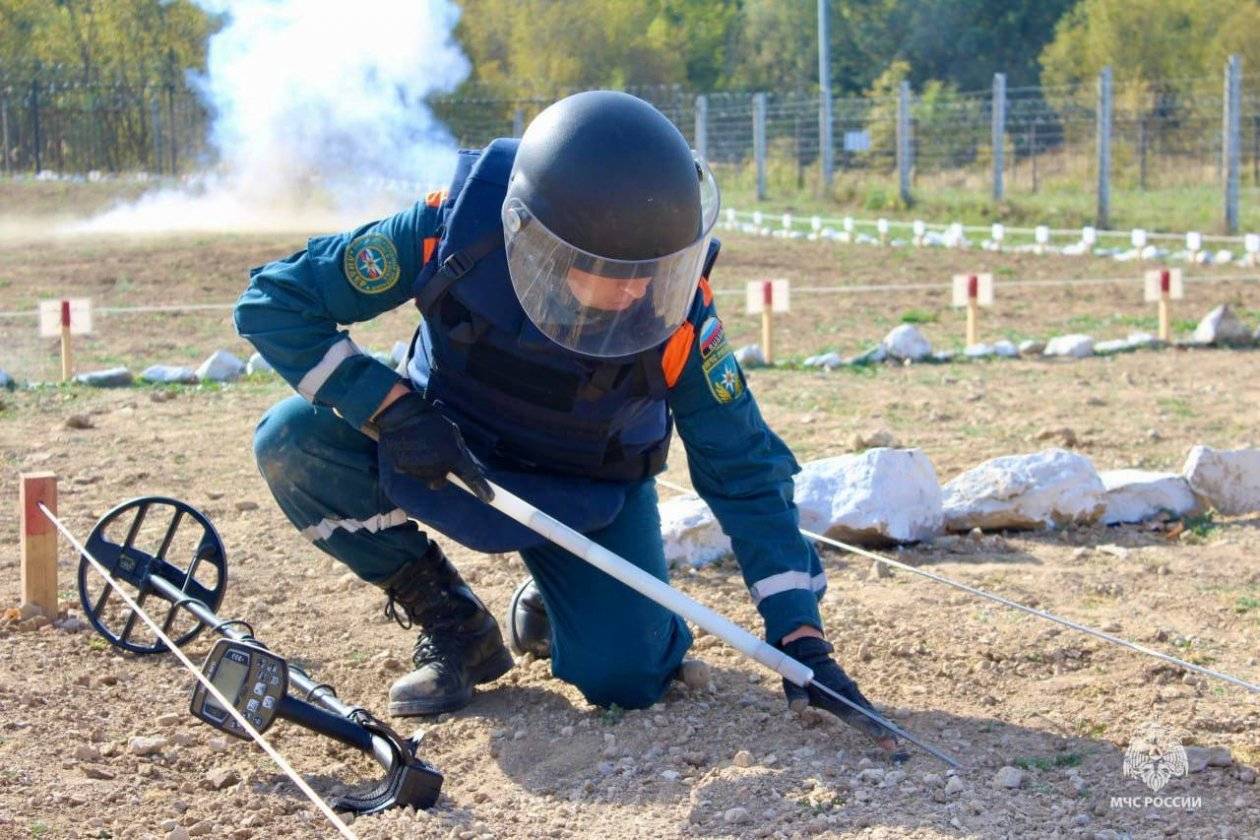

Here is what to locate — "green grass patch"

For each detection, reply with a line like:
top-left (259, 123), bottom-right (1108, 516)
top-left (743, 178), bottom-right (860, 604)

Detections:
top-left (899, 308), bottom-right (937, 324)
top-left (1158, 397), bottom-right (1195, 418)
top-left (600, 703), bottom-right (626, 726)
top-left (1234, 596), bottom-right (1260, 614)
top-left (1183, 511), bottom-right (1218, 538)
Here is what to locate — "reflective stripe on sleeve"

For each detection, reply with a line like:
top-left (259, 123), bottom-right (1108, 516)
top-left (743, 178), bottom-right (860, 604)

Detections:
top-left (297, 337), bottom-right (362, 401)
top-left (300, 508), bottom-right (409, 543)
top-left (748, 570), bottom-right (828, 605)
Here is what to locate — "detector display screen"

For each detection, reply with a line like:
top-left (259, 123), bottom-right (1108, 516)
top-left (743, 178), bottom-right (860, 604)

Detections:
top-left (204, 655), bottom-right (248, 716)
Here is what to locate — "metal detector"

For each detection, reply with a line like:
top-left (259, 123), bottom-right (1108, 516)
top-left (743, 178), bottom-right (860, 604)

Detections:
top-left (75, 496), bottom-right (443, 814)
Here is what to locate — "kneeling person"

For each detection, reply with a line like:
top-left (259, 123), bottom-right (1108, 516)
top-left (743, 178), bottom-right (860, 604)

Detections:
top-left (237, 91), bottom-right (892, 747)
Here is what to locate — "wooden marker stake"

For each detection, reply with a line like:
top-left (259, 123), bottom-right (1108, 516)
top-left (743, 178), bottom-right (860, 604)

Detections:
top-left (760, 280), bottom-right (774, 365)
top-left (20, 472), bottom-right (59, 617)
top-left (965, 274), bottom-right (979, 346)
top-left (1157, 269), bottom-right (1171, 342)
top-left (59, 299), bottom-right (73, 382)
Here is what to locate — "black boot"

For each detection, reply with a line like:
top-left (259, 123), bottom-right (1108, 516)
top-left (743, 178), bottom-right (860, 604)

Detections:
top-left (505, 577), bottom-right (551, 659)
top-left (380, 544), bottom-right (514, 716)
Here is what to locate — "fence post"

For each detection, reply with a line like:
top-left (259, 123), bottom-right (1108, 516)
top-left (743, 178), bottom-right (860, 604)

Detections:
top-left (1138, 118), bottom-right (1148, 191)
top-left (30, 70), bottom-right (42, 174)
top-left (150, 90), bottom-right (163, 175)
top-left (1096, 66), bottom-right (1112, 230)
top-left (1224, 54), bottom-right (1242, 234)
top-left (1, 92), bottom-right (9, 177)
top-left (753, 92), bottom-right (767, 201)
top-left (512, 107), bottom-right (524, 138)
top-left (1029, 122), bottom-right (1039, 192)
top-left (991, 72), bottom-right (1005, 202)
top-left (817, 0), bottom-right (833, 193)
top-left (896, 80), bottom-right (912, 205)
top-left (165, 80), bottom-right (177, 173)
top-left (694, 94), bottom-right (708, 161)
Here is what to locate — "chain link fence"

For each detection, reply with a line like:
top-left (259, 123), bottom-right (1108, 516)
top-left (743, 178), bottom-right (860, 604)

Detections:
top-left (4, 64), bottom-right (1259, 229)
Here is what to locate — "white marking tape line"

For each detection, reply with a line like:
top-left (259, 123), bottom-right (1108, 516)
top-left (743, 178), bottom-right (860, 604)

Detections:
top-left (652, 480), bottom-right (1260, 695)
top-left (0, 271), bottom-right (1255, 318)
top-left (728, 210), bottom-right (1251, 244)
top-left (38, 502), bottom-right (360, 840)
top-left (711, 273), bottom-right (1260, 297)
top-left (0, 303), bottom-right (236, 319)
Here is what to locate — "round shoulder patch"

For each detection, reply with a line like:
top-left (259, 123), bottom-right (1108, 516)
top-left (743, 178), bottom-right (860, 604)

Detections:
top-left (344, 232), bottom-right (400, 294)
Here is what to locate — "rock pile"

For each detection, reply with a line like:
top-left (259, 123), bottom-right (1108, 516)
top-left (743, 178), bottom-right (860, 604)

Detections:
top-left (662, 444), bottom-right (1260, 566)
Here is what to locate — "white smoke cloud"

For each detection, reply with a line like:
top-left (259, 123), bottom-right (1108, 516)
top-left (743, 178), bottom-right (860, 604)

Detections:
top-left (75, 0), bottom-right (470, 233)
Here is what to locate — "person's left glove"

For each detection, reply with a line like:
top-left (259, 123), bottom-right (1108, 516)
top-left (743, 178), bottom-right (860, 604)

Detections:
top-left (374, 390), bottom-right (494, 502)
top-left (780, 635), bottom-right (900, 752)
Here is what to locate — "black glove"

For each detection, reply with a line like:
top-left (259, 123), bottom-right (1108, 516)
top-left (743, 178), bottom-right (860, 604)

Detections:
top-left (374, 390), bottom-right (494, 502)
top-left (781, 635), bottom-right (900, 751)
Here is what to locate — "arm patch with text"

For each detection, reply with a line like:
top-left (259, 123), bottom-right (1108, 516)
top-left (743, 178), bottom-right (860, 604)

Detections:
top-left (698, 316), bottom-right (745, 404)
top-left (343, 232), bottom-right (401, 294)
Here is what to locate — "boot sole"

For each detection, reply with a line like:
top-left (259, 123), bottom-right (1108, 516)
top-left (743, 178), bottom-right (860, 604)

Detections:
top-left (387, 645), bottom-right (515, 717)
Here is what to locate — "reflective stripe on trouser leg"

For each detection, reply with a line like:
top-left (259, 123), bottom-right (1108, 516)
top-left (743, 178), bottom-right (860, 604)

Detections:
top-left (253, 395), bottom-right (433, 583)
top-left (519, 479), bottom-right (691, 710)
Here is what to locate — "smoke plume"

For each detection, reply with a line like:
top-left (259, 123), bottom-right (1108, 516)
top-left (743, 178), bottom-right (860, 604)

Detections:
top-left (77, 0), bottom-right (469, 233)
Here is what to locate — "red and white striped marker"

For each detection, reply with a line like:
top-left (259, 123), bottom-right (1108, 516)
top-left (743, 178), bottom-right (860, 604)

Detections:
top-left (952, 273), bottom-right (993, 346)
top-left (39, 298), bottom-right (93, 381)
top-left (745, 279), bottom-right (790, 364)
top-left (1144, 268), bottom-right (1183, 341)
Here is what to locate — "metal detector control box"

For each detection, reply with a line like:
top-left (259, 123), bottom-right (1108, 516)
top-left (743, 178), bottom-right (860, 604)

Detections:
top-left (191, 638), bottom-right (288, 738)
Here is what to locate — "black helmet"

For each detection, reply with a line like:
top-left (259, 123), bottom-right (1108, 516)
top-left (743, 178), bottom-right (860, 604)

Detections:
top-left (502, 91), bottom-right (720, 358)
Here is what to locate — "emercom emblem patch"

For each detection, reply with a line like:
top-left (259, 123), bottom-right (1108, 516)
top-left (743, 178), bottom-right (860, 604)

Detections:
top-left (698, 316), bottom-right (745, 404)
top-left (344, 232), bottom-right (400, 294)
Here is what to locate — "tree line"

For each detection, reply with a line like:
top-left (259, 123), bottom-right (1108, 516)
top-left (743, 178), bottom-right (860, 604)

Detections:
top-left (3, 0), bottom-right (1258, 174)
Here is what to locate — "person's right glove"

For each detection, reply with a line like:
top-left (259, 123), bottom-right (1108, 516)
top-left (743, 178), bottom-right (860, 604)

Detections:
top-left (374, 390), bottom-right (494, 502)
top-left (780, 635), bottom-right (901, 753)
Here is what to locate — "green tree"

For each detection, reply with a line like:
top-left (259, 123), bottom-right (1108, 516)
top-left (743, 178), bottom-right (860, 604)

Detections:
top-left (1040, 0), bottom-right (1259, 108)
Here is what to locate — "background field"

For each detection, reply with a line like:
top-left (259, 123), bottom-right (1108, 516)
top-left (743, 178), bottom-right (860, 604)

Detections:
top-left (1, 183), bottom-right (1258, 839)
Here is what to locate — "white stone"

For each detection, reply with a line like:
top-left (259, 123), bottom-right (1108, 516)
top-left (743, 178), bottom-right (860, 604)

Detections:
top-left (128, 735), bottom-right (168, 756)
top-left (1183, 445), bottom-right (1260, 515)
top-left (1043, 334), bottom-right (1094, 358)
top-left (1093, 339), bottom-right (1131, 355)
top-left (1192, 304), bottom-right (1252, 346)
top-left (660, 495), bottom-right (730, 568)
top-left (964, 343), bottom-right (994, 358)
top-left (1017, 339), bottom-right (1045, 356)
top-left (1100, 470), bottom-right (1201, 524)
top-left (734, 344), bottom-right (767, 367)
top-left (1126, 331), bottom-right (1158, 349)
top-left (802, 352), bottom-right (843, 369)
top-left (195, 350), bottom-right (246, 383)
top-left (882, 324), bottom-right (932, 361)
top-left (942, 449), bottom-right (1105, 531)
top-left (73, 367), bottom-right (133, 388)
top-left (140, 364), bottom-right (198, 384)
top-left (390, 340), bottom-right (410, 367)
top-left (992, 339), bottom-right (1018, 358)
top-left (794, 449), bottom-right (944, 545)
top-left (993, 766), bottom-right (1024, 789)
top-left (246, 352), bottom-right (274, 375)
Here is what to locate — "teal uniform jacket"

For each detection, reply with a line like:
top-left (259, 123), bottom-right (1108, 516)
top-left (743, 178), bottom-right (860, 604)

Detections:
top-left (235, 197), bottom-right (826, 645)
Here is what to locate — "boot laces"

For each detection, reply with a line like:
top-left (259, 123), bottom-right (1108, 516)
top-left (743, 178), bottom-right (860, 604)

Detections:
top-left (383, 593), bottom-right (414, 630)
top-left (412, 624), bottom-right (468, 668)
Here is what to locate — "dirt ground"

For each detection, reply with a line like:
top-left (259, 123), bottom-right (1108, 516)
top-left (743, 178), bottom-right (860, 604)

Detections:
top-left (1, 188), bottom-right (1259, 839)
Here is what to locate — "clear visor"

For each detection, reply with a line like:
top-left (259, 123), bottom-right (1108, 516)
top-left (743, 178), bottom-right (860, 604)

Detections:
top-left (502, 157), bottom-right (720, 358)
